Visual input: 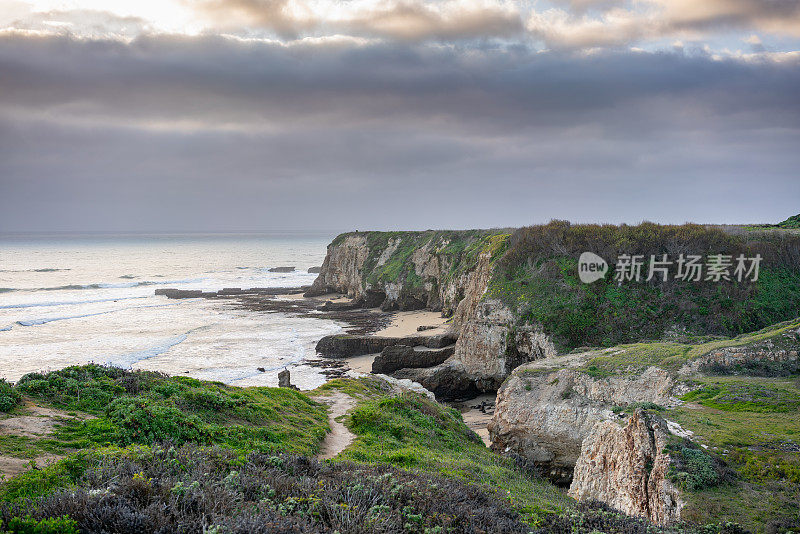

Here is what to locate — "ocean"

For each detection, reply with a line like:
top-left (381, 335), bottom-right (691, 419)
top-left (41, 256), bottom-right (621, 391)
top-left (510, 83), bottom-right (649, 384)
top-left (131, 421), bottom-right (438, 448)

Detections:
top-left (0, 234), bottom-right (343, 389)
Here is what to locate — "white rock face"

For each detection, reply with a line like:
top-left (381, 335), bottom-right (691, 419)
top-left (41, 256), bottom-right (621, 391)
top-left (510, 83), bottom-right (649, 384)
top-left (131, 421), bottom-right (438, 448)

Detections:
top-left (678, 345), bottom-right (799, 375)
top-left (307, 233), bottom-right (487, 315)
top-left (569, 410), bottom-right (684, 525)
top-left (489, 366), bottom-right (674, 483)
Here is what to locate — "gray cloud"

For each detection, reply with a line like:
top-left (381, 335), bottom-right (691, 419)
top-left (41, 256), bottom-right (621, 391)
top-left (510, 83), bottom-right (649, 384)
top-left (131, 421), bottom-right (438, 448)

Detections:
top-left (528, 0), bottom-right (800, 50)
top-left (0, 33), bottom-right (798, 232)
top-left (194, 0), bottom-right (524, 41)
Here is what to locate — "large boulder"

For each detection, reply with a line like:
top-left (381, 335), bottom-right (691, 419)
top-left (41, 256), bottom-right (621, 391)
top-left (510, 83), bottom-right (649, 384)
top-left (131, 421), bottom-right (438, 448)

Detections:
top-left (569, 410), bottom-right (684, 525)
top-left (394, 361), bottom-right (480, 401)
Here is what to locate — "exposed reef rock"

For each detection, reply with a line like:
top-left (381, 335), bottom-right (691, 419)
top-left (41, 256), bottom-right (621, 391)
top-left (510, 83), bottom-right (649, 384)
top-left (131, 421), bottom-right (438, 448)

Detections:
top-left (308, 267), bottom-right (322, 273)
top-left (569, 410), bottom-right (683, 525)
top-left (156, 287), bottom-right (310, 299)
top-left (371, 345), bottom-right (455, 374)
top-left (489, 366), bottom-right (675, 485)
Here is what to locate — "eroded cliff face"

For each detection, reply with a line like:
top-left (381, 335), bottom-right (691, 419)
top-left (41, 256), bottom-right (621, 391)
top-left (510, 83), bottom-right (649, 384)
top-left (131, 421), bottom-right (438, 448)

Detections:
top-left (569, 410), bottom-right (683, 525)
top-left (309, 231), bottom-right (555, 397)
top-left (306, 232), bottom-right (499, 316)
top-left (488, 366), bottom-right (675, 484)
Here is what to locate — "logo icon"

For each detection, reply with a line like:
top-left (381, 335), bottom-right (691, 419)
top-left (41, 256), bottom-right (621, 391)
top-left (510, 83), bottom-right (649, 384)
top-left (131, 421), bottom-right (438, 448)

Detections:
top-left (578, 252), bottom-right (608, 284)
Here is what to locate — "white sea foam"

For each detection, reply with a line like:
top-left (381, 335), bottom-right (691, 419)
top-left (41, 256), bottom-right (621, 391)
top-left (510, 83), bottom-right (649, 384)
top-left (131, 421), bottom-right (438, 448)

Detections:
top-left (0, 235), bottom-right (338, 389)
top-left (0, 296), bottom-right (148, 310)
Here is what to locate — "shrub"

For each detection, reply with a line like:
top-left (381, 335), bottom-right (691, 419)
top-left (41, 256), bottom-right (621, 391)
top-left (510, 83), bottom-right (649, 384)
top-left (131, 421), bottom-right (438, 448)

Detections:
top-left (534, 500), bottom-right (747, 534)
top-left (0, 380), bottom-right (20, 413)
top-left (0, 515), bottom-right (78, 534)
top-left (0, 446), bottom-right (533, 534)
top-left (488, 221), bottom-right (800, 351)
top-left (667, 443), bottom-right (728, 491)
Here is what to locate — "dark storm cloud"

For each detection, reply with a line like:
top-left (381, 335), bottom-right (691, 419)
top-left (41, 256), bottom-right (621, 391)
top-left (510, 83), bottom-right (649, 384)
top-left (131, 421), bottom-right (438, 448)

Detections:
top-left (1, 33), bottom-right (798, 132)
top-left (0, 32), bottom-right (798, 232)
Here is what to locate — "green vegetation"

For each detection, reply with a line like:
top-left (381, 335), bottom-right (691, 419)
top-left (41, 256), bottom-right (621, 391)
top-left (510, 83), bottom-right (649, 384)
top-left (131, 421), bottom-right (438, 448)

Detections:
top-left (681, 378), bottom-right (800, 413)
top-left (0, 370), bottom-right (572, 531)
top-left (332, 386), bottom-right (573, 525)
top-left (0, 515), bottom-right (78, 534)
top-left (665, 375), bottom-right (800, 532)
top-left (487, 221), bottom-right (800, 351)
top-left (0, 381), bottom-right (20, 413)
top-left (13, 365), bottom-right (329, 455)
top-left (778, 214), bottom-right (800, 229)
top-left (579, 317), bottom-right (800, 376)
top-left (666, 442), bottom-right (725, 491)
top-left (0, 445), bottom-right (539, 533)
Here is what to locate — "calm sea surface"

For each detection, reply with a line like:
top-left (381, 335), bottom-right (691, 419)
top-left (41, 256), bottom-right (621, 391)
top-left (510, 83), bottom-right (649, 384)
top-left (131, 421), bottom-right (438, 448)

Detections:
top-left (0, 234), bottom-right (342, 389)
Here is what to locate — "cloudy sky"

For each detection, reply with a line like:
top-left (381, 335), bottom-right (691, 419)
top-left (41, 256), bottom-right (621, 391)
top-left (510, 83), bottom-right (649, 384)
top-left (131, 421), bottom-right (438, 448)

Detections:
top-left (1, 0), bottom-right (799, 233)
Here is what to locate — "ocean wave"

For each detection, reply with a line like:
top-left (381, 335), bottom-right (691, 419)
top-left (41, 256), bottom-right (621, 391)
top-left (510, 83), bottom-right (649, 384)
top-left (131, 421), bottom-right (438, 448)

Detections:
top-left (7, 277), bottom-right (208, 293)
top-left (0, 268), bottom-right (70, 273)
top-left (0, 295), bottom-right (147, 310)
top-left (106, 334), bottom-right (189, 368)
top-left (14, 300), bottom-right (193, 326)
top-left (105, 325), bottom-right (207, 368)
top-left (0, 325), bottom-right (12, 332)
top-left (0, 288), bottom-right (14, 293)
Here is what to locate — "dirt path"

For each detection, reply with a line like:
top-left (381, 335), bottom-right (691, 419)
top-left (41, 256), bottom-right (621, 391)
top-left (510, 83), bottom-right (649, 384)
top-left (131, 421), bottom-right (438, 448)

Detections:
top-left (314, 392), bottom-right (356, 460)
top-left (0, 401), bottom-right (93, 479)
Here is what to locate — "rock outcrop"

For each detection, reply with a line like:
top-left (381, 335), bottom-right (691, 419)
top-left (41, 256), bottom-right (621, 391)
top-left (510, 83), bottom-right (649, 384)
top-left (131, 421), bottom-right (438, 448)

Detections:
top-left (569, 410), bottom-right (683, 525)
top-left (305, 231), bottom-right (506, 316)
top-left (678, 329), bottom-right (800, 375)
top-left (372, 345), bottom-right (455, 374)
top-left (489, 366), bottom-right (675, 485)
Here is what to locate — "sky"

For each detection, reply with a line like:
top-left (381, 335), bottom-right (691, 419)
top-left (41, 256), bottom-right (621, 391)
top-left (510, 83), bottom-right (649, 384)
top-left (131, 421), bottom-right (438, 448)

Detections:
top-left (0, 0), bottom-right (799, 233)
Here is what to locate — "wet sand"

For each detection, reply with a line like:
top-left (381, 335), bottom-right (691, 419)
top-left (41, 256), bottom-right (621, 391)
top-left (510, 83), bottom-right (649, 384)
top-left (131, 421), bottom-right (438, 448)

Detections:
top-left (374, 310), bottom-right (450, 337)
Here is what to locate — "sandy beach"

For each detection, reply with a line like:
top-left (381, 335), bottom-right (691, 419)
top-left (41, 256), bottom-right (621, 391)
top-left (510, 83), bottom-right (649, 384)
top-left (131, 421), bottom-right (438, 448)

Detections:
top-left (374, 309), bottom-right (450, 337)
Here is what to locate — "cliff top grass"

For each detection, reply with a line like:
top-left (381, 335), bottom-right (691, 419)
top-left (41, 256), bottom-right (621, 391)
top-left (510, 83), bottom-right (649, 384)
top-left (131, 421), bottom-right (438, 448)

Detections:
top-left (578, 317), bottom-right (800, 376)
top-left (1, 370), bottom-right (576, 531)
top-left (779, 213), bottom-right (800, 229)
top-left (0, 365), bottom-right (329, 459)
top-left (511, 317), bottom-right (799, 378)
top-left (488, 220), bottom-right (800, 352)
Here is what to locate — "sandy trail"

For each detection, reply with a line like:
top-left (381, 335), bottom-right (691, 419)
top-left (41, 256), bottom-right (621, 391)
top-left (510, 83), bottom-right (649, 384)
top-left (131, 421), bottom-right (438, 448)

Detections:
top-left (314, 392), bottom-right (357, 460)
top-left (0, 402), bottom-right (94, 479)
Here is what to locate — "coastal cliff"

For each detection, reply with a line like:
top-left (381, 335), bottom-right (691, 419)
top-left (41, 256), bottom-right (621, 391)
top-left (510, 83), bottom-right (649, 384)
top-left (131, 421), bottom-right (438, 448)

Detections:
top-left (310, 223), bottom-right (800, 529)
top-left (305, 230), bottom-right (508, 317)
top-left (308, 229), bottom-right (553, 396)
